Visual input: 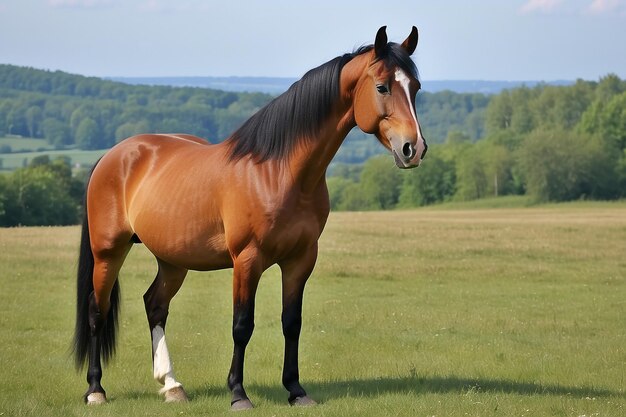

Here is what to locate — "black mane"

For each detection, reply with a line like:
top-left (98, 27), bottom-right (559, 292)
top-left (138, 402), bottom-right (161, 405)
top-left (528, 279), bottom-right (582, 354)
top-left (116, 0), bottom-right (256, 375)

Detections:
top-left (227, 42), bottom-right (417, 161)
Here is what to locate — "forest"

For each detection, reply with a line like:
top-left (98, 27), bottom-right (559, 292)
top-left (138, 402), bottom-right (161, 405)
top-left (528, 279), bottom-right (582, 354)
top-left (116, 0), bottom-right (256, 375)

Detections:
top-left (0, 64), bottom-right (624, 226)
top-left (0, 64), bottom-right (487, 158)
top-left (327, 74), bottom-right (626, 210)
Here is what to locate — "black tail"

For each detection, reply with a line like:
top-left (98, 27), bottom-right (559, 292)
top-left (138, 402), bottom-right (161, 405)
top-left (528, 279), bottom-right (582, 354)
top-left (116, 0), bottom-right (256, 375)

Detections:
top-left (73, 170), bottom-right (121, 370)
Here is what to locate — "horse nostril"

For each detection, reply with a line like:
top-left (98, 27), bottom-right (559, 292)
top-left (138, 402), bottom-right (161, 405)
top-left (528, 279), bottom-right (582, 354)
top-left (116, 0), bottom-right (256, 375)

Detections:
top-left (402, 142), bottom-right (414, 159)
top-left (421, 141), bottom-right (428, 159)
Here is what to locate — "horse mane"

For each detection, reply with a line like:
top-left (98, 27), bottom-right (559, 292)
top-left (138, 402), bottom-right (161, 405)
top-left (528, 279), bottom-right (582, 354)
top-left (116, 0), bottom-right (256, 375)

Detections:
top-left (227, 42), bottom-right (418, 162)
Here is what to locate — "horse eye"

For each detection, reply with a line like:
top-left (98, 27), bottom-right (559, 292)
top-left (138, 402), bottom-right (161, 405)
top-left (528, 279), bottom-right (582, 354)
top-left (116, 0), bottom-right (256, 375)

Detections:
top-left (376, 84), bottom-right (389, 94)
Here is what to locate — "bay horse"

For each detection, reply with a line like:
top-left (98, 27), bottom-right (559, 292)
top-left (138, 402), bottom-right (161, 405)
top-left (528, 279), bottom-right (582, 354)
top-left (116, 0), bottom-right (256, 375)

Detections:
top-left (73, 26), bottom-right (427, 409)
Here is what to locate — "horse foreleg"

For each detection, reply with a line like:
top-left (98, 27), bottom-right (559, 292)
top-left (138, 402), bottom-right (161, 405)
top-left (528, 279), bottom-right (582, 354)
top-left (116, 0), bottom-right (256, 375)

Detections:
top-left (279, 245), bottom-right (318, 406)
top-left (144, 260), bottom-right (188, 402)
top-left (227, 249), bottom-right (263, 410)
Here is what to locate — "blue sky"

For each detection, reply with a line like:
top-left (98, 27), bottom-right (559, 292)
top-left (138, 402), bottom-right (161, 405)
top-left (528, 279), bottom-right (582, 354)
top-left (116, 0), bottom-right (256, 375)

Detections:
top-left (1, 0), bottom-right (625, 81)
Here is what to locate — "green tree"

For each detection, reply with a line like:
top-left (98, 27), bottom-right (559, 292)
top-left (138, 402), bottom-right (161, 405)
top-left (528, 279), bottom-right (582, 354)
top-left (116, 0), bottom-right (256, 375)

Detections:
top-left (0, 101), bottom-right (10, 135)
top-left (516, 129), bottom-right (618, 202)
top-left (601, 92), bottom-right (626, 150)
top-left (329, 163), bottom-right (363, 182)
top-left (445, 130), bottom-right (470, 145)
top-left (481, 142), bottom-right (514, 197)
top-left (579, 92), bottom-right (626, 150)
top-left (0, 174), bottom-right (7, 220)
top-left (326, 176), bottom-right (355, 210)
top-left (42, 117), bottom-right (71, 147)
top-left (75, 117), bottom-right (102, 150)
top-left (115, 120), bottom-right (150, 142)
top-left (359, 155), bottom-right (403, 210)
top-left (25, 105), bottom-right (43, 137)
top-left (454, 145), bottom-right (488, 201)
top-left (337, 182), bottom-right (369, 211)
top-left (577, 100), bottom-right (604, 137)
top-left (617, 149), bottom-right (626, 196)
top-left (398, 153), bottom-right (455, 207)
top-left (485, 90), bottom-right (513, 133)
top-left (594, 73), bottom-right (625, 102)
top-left (0, 165), bottom-right (78, 226)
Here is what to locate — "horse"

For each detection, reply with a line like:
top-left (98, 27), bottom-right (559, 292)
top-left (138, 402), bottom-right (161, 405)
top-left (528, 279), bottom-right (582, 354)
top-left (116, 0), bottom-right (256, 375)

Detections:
top-left (73, 26), bottom-right (427, 410)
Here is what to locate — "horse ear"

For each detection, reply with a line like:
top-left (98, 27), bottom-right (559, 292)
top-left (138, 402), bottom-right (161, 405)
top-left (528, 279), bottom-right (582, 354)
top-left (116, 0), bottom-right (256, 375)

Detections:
top-left (374, 26), bottom-right (388, 58)
top-left (401, 26), bottom-right (419, 55)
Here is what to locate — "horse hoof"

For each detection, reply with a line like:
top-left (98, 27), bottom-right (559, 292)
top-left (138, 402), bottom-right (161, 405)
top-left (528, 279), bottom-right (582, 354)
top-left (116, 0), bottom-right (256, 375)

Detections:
top-left (86, 392), bottom-right (107, 405)
top-left (289, 395), bottom-right (317, 406)
top-left (164, 386), bottom-right (189, 403)
top-left (231, 398), bottom-right (254, 411)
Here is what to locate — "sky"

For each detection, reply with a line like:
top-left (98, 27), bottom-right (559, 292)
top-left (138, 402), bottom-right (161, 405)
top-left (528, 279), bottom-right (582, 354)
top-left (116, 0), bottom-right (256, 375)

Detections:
top-left (0, 0), bottom-right (625, 81)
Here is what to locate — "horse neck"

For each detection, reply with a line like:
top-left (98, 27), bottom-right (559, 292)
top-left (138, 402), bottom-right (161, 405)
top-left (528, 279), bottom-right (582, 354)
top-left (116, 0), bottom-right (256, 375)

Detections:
top-left (288, 53), bottom-right (370, 193)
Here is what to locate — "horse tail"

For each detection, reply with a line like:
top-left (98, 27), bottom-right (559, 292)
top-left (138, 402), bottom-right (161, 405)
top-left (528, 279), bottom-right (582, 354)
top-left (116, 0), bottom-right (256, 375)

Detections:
top-left (73, 161), bottom-right (121, 370)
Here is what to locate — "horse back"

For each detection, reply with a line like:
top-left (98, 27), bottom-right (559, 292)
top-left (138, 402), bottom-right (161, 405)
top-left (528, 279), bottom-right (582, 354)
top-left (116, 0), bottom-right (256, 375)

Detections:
top-left (87, 133), bottom-right (330, 270)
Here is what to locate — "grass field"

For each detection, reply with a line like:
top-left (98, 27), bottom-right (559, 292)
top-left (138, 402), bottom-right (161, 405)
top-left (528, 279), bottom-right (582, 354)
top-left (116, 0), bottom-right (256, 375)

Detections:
top-left (0, 136), bottom-right (54, 152)
top-left (0, 204), bottom-right (624, 416)
top-left (0, 149), bottom-right (107, 170)
top-left (0, 136), bottom-right (107, 171)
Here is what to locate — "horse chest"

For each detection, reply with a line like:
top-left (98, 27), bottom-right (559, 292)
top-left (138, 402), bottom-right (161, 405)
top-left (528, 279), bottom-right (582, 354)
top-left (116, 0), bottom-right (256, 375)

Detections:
top-left (255, 201), bottom-right (327, 259)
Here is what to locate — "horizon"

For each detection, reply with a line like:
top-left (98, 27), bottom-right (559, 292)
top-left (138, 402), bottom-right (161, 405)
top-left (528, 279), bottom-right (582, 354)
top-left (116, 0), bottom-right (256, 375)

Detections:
top-left (110, 74), bottom-right (578, 83)
top-left (108, 74), bottom-right (578, 95)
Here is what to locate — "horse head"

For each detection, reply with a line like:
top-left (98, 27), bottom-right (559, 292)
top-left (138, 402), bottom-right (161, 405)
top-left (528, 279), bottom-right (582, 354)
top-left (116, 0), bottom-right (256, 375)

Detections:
top-left (353, 26), bottom-right (428, 168)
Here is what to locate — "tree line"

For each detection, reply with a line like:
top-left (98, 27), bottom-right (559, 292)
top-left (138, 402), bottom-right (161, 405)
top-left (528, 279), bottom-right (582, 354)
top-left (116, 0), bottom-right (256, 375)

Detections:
top-left (0, 155), bottom-right (86, 226)
top-left (327, 74), bottom-right (626, 210)
top-left (0, 64), bottom-right (271, 151)
top-left (0, 65), bottom-right (624, 225)
top-left (0, 64), bottom-right (486, 156)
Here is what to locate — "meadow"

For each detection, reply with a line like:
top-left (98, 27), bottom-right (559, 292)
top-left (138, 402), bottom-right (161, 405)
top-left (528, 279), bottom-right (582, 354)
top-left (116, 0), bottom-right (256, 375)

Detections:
top-left (0, 136), bottom-right (106, 171)
top-left (0, 203), bottom-right (624, 416)
top-left (0, 136), bottom-right (55, 152)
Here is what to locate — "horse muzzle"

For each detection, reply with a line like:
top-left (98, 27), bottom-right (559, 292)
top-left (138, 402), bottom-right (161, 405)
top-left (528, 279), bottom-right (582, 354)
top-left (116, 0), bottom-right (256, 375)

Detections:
top-left (392, 138), bottom-right (427, 169)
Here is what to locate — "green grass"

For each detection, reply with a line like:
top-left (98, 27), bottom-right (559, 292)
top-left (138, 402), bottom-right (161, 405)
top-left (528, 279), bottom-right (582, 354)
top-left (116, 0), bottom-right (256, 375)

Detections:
top-left (0, 136), bottom-right (107, 170)
top-left (0, 148), bottom-right (107, 170)
top-left (425, 195), bottom-right (534, 209)
top-left (0, 205), bottom-right (624, 416)
top-left (0, 136), bottom-right (54, 153)
top-left (428, 195), bottom-right (626, 210)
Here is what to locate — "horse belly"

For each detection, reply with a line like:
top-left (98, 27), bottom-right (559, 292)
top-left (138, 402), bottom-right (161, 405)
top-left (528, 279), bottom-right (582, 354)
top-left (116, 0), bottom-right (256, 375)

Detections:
top-left (135, 217), bottom-right (233, 271)
top-left (128, 185), bottom-right (232, 271)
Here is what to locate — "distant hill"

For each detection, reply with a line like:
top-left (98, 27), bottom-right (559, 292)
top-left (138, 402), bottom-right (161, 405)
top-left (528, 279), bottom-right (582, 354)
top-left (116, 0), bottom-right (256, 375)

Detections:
top-left (110, 76), bottom-right (573, 95)
top-left (110, 76), bottom-right (297, 95)
top-left (423, 79), bottom-right (573, 94)
top-left (0, 64), bottom-right (491, 166)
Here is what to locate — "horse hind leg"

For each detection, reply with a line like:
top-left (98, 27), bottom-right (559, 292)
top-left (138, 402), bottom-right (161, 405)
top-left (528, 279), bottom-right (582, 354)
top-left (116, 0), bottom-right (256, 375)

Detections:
top-left (144, 259), bottom-right (189, 402)
top-left (83, 242), bottom-right (132, 404)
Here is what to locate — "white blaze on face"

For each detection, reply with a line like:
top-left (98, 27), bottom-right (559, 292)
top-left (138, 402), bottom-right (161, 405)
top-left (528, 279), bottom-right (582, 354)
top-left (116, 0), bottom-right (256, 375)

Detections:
top-left (152, 325), bottom-right (183, 394)
top-left (394, 69), bottom-right (426, 160)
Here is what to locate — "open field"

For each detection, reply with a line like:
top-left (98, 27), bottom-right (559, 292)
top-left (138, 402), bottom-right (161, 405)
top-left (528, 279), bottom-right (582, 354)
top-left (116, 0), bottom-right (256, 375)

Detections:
top-left (0, 136), bottom-right (106, 170)
top-left (0, 148), bottom-right (107, 170)
top-left (0, 136), bottom-right (54, 153)
top-left (0, 204), bottom-right (624, 416)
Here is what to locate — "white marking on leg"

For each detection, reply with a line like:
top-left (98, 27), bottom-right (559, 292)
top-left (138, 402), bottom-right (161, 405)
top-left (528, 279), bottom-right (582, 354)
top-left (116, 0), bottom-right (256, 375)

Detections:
top-left (152, 325), bottom-right (183, 394)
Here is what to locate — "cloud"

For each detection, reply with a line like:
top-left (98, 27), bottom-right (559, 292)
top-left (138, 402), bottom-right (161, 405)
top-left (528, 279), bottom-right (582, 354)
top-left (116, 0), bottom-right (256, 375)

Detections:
top-left (519, 0), bottom-right (565, 14)
top-left (519, 0), bottom-right (625, 16)
top-left (586, 0), bottom-right (623, 14)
